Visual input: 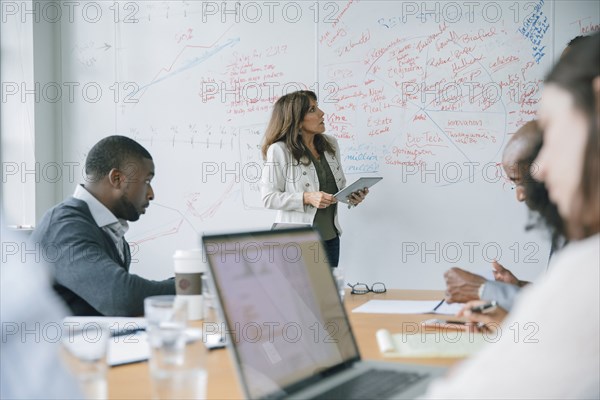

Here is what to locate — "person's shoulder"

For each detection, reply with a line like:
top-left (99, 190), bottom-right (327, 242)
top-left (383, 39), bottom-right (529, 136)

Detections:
top-left (270, 141), bottom-right (288, 150)
top-left (266, 141), bottom-right (291, 158)
top-left (52, 197), bottom-right (94, 221)
top-left (322, 134), bottom-right (340, 151)
top-left (555, 234), bottom-right (599, 265)
top-left (322, 134), bottom-right (339, 145)
top-left (543, 234), bottom-right (599, 294)
top-left (32, 198), bottom-right (96, 237)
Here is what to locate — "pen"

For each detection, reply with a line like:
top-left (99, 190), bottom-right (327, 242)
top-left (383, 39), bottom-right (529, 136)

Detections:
top-left (444, 320), bottom-right (467, 325)
top-left (111, 328), bottom-right (146, 337)
top-left (469, 300), bottom-right (497, 314)
top-left (432, 299), bottom-right (445, 312)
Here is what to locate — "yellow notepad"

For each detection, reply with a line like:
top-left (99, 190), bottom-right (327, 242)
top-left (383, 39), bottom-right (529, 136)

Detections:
top-left (376, 329), bottom-right (488, 358)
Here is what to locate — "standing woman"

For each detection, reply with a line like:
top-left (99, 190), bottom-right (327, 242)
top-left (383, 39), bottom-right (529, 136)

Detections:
top-left (260, 90), bottom-right (367, 267)
top-left (424, 33), bottom-right (599, 398)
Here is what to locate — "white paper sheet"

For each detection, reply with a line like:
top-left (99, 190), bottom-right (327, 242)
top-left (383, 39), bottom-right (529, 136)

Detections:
top-left (63, 317), bottom-right (149, 367)
top-left (108, 331), bottom-right (149, 366)
top-left (63, 316), bottom-right (147, 332)
top-left (352, 300), bottom-right (463, 315)
top-left (431, 301), bottom-right (464, 315)
top-left (107, 328), bottom-right (203, 366)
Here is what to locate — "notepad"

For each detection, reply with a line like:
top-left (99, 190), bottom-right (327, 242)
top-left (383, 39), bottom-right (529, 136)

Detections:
top-left (376, 329), bottom-right (487, 358)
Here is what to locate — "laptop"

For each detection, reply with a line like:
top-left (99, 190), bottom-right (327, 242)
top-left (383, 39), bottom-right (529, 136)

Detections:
top-left (201, 228), bottom-right (445, 399)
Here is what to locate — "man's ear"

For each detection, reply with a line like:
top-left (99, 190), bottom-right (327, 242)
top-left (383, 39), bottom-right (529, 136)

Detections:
top-left (107, 168), bottom-right (122, 188)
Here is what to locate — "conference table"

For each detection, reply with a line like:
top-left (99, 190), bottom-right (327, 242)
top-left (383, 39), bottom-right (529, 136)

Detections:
top-left (108, 289), bottom-right (461, 399)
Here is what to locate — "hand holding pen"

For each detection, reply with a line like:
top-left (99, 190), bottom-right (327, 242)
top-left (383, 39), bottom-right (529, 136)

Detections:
top-left (457, 300), bottom-right (507, 333)
top-left (469, 300), bottom-right (498, 314)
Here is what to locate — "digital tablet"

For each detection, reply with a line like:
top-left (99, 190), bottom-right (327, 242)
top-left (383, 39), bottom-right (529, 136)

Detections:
top-left (271, 223), bottom-right (312, 230)
top-left (334, 177), bottom-right (383, 204)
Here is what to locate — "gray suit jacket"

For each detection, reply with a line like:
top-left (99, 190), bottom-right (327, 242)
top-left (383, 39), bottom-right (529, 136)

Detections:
top-left (30, 197), bottom-right (175, 316)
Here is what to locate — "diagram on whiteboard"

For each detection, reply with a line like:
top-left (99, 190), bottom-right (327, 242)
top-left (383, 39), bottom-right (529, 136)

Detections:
top-left (318, 1), bottom-right (552, 184)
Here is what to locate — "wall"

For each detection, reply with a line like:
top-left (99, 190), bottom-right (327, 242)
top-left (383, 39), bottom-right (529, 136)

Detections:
top-left (26, 0), bottom-right (599, 288)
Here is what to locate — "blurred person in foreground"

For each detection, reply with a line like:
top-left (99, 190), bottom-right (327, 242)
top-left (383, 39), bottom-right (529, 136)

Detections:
top-left (425, 32), bottom-right (599, 399)
top-left (1, 222), bottom-right (81, 399)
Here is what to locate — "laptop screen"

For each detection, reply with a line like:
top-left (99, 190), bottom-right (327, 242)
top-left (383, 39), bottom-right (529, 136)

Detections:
top-left (203, 228), bottom-right (360, 399)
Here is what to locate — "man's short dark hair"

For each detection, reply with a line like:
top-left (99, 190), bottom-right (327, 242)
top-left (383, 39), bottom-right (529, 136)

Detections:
top-left (85, 135), bottom-right (152, 179)
top-left (567, 35), bottom-right (586, 47)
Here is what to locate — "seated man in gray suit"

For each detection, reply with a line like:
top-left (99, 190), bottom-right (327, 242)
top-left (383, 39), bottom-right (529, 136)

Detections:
top-left (444, 121), bottom-right (565, 311)
top-left (30, 135), bottom-right (175, 316)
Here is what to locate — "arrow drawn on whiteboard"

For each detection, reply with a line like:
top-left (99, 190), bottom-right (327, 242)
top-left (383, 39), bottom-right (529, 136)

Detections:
top-left (128, 182), bottom-right (235, 245)
top-left (128, 207), bottom-right (188, 245)
top-left (132, 35), bottom-right (240, 99)
top-left (185, 181), bottom-right (236, 220)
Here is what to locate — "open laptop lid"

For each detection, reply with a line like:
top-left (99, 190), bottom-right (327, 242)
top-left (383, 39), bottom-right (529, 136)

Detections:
top-left (202, 228), bottom-right (361, 399)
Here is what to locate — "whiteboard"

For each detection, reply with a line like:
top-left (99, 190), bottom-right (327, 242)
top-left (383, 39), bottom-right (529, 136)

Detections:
top-left (57, 0), bottom-right (600, 289)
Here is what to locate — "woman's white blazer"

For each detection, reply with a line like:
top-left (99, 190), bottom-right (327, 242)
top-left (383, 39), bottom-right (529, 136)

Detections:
top-left (260, 135), bottom-right (347, 235)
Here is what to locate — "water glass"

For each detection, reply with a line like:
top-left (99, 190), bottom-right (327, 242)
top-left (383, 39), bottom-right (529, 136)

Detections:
top-left (332, 268), bottom-right (345, 301)
top-left (61, 323), bottom-right (110, 400)
top-left (144, 295), bottom-right (207, 399)
top-left (201, 273), bottom-right (218, 318)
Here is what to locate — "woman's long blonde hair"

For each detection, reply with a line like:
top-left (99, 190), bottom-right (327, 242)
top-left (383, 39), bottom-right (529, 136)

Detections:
top-left (261, 90), bottom-right (334, 164)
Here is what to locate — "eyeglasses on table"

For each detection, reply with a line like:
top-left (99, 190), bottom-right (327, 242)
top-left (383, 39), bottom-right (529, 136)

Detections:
top-left (346, 282), bottom-right (386, 294)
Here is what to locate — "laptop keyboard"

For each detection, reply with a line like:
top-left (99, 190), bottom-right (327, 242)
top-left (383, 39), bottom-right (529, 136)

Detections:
top-left (310, 369), bottom-right (428, 400)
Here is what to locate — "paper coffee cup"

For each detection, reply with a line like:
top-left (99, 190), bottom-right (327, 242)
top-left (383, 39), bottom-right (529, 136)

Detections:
top-left (173, 249), bottom-right (207, 320)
